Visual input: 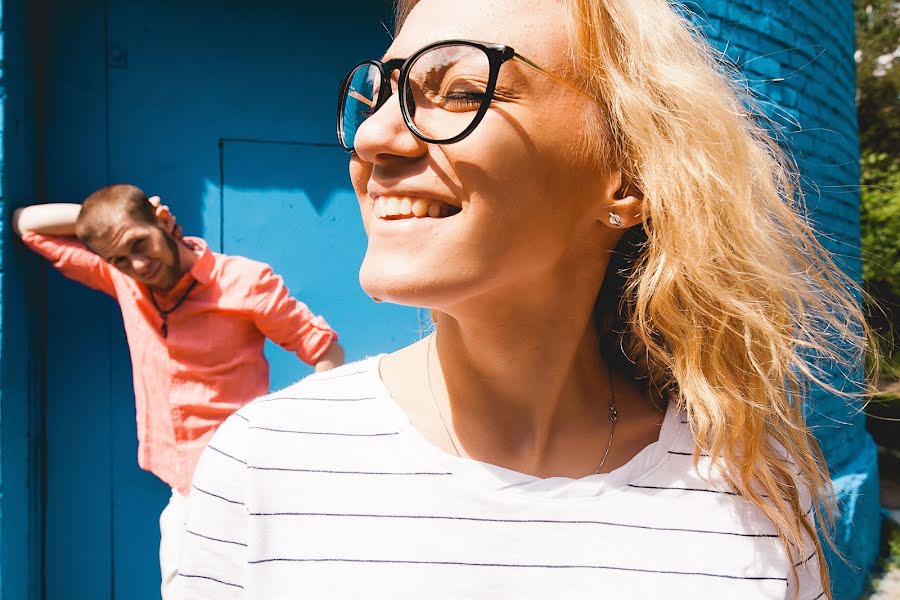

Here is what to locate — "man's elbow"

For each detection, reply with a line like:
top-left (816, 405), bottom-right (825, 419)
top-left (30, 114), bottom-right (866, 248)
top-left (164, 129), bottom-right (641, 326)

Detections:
top-left (314, 340), bottom-right (345, 372)
top-left (11, 208), bottom-right (27, 237)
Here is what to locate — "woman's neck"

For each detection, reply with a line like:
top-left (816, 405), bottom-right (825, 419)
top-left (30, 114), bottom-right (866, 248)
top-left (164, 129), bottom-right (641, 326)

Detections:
top-left (433, 309), bottom-right (608, 452)
top-left (382, 254), bottom-right (663, 477)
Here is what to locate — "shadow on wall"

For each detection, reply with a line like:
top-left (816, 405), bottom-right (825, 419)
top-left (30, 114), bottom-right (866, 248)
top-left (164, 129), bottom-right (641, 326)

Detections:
top-left (206, 140), bottom-right (427, 389)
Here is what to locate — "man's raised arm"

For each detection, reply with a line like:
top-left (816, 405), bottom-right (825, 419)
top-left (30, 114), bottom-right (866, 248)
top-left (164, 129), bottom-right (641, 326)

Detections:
top-left (12, 203), bottom-right (118, 296)
top-left (12, 203), bottom-right (81, 237)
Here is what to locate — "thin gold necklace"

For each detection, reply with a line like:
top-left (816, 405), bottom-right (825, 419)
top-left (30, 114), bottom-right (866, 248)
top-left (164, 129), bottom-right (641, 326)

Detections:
top-left (426, 332), bottom-right (462, 457)
top-left (424, 332), bottom-right (619, 474)
top-left (595, 363), bottom-right (619, 474)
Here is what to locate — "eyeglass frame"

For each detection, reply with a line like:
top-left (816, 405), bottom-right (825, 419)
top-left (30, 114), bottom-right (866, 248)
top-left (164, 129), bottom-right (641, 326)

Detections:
top-left (336, 39), bottom-right (587, 152)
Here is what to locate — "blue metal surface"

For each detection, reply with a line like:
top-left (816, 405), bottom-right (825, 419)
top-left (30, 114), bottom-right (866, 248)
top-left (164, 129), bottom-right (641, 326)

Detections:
top-left (1, 1), bottom-right (43, 597)
top-left (40, 1), bottom-right (115, 596)
top-left (37, 1), bottom-right (399, 597)
top-left (0, 0), bottom-right (878, 598)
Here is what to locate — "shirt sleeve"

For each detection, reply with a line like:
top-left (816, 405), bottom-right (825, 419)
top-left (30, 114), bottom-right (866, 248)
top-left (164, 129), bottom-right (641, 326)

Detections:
top-left (177, 413), bottom-right (249, 599)
top-left (20, 231), bottom-right (117, 297)
top-left (248, 266), bottom-right (338, 365)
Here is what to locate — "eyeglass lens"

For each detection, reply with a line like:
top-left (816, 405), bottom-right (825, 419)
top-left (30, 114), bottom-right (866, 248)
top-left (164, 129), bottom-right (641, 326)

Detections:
top-left (340, 44), bottom-right (492, 150)
top-left (340, 63), bottom-right (382, 151)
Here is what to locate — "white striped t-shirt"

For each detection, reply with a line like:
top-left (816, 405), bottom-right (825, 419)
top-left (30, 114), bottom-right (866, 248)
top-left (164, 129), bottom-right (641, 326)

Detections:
top-left (177, 357), bottom-right (824, 599)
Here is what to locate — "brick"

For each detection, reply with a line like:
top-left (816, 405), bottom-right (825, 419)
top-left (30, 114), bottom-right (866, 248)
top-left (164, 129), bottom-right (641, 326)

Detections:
top-left (686, 2), bottom-right (878, 597)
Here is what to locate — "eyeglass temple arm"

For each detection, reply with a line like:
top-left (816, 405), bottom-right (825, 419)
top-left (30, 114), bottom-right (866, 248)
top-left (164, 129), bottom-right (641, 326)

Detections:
top-left (512, 53), bottom-right (594, 100)
top-left (348, 88), bottom-right (375, 108)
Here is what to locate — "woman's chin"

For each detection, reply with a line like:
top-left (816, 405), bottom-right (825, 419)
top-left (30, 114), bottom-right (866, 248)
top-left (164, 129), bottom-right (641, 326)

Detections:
top-left (360, 270), bottom-right (427, 308)
top-left (358, 259), bottom-right (468, 309)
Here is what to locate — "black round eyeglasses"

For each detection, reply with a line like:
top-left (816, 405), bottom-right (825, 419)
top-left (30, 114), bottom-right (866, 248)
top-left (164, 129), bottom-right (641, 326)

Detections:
top-left (336, 39), bottom-right (583, 152)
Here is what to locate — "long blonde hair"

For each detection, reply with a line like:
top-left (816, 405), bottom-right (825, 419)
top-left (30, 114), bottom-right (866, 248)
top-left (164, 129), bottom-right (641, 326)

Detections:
top-left (396, 0), bottom-right (872, 596)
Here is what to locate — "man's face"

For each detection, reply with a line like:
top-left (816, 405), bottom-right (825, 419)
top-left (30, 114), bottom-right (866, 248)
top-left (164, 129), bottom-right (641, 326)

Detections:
top-left (88, 214), bottom-right (183, 290)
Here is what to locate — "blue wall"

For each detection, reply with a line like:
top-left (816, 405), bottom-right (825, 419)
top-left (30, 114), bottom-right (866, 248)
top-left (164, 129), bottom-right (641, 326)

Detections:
top-left (4, 1), bottom-right (404, 598)
top-left (0, 0), bottom-right (41, 598)
top-left (690, 1), bottom-right (879, 597)
top-left (0, 0), bottom-right (878, 598)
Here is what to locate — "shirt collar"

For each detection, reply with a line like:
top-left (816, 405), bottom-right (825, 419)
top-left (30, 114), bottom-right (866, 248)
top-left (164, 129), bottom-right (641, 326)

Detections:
top-left (184, 236), bottom-right (214, 285)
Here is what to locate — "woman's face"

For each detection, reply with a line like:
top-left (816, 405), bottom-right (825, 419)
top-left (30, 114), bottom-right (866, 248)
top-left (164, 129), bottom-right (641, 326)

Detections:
top-left (350, 0), bottom-right (618, 312)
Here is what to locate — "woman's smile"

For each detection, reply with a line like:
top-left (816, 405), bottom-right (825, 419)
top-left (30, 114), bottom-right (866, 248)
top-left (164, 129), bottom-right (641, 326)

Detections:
top-left (372, 195), bottom-right (462, 220)
top-left (367, 196), bottom-right (465, 243)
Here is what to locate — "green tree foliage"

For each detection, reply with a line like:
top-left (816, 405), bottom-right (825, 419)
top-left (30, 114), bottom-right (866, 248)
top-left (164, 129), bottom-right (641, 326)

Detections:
top-left (856, 1), bottom-right (899, 371)
top-left (861, 152), bottom-right (900, 368)
top-left (857, 2), bottom-right (900, 154)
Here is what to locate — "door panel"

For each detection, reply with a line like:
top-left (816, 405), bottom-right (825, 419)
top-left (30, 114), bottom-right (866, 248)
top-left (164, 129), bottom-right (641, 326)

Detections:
top-left (43, 1), bottom-right (395, 597)
top-left (44, 284), bottom-right (115, 599)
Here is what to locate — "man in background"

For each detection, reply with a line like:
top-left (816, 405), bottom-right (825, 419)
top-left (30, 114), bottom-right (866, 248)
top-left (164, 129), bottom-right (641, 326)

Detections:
top-left (13, 184), bottom-right (344, 598)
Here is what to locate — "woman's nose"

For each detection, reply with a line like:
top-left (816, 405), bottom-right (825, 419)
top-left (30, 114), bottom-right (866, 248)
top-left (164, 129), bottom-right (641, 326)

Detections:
top-left (352, 93), bottom-right (426, 163)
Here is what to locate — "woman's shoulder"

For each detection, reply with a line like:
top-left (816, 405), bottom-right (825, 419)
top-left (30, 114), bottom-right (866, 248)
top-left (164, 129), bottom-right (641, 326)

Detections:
top-left (628, 414), bottom-right (821, 553)
top-left (232, 356), bottom-right (388, 428)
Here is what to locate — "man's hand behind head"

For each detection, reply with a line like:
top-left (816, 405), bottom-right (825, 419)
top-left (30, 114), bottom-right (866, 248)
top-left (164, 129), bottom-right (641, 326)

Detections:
top-left (148, 196), bottom-right (183, 240)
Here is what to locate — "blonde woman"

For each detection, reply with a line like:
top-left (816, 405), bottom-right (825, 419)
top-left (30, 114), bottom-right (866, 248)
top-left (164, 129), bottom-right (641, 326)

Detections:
top-left (177, 0), bottom-right (867, 598)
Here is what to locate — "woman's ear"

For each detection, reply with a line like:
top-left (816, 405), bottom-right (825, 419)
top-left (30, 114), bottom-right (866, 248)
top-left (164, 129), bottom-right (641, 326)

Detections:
top-left (602, 171), bottom-right (644, 229)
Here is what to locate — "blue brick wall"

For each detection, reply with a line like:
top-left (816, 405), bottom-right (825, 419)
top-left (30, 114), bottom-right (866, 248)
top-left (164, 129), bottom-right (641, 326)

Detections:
top-left (689, 1), bottom-right (879, 598)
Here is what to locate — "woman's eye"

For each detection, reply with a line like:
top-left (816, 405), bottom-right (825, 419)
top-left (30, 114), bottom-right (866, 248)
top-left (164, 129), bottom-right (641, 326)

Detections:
top-left (438, 91), bottom-right (487, 110)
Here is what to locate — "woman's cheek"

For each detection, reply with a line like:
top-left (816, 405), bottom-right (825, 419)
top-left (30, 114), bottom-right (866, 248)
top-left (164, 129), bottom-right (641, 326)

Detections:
top-left (349, 158), bottom-right (374, 231)
top-left (349, 157), bottom-right (372, 203)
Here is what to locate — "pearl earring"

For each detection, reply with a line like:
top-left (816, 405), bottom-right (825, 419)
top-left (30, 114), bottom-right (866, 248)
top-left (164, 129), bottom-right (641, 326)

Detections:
top-left (608, 212), bottom-right (623, 227)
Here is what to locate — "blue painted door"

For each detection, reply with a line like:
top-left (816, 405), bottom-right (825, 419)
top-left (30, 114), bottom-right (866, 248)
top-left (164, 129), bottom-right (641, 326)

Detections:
top-left (41, 2), bottom-right (405, 597)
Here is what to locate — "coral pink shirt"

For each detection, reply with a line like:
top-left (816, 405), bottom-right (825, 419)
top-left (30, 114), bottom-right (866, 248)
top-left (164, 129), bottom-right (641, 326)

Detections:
top-left (22, 232), bottom-right (337, 494)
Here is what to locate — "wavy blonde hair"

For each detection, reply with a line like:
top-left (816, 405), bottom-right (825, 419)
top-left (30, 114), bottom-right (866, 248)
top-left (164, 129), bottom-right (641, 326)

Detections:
top-left (396, 0), bottom-right (873, 596)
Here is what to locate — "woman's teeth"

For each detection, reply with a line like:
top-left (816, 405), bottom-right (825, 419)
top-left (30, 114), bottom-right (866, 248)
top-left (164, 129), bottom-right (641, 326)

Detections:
top-left (374, 196), bottom-right (460, 220)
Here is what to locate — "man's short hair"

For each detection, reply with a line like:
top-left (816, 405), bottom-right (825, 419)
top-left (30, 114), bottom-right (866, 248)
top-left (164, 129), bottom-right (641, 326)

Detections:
top-left (75, 184), bottom-right (157, 246)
